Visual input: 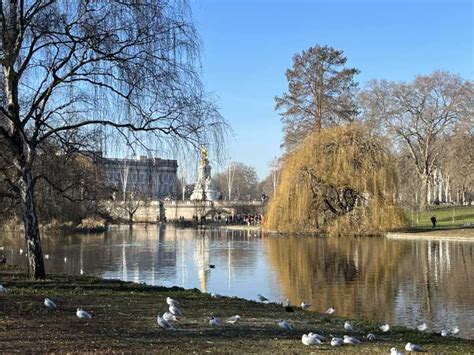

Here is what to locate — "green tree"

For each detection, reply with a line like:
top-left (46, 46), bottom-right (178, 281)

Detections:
top-left (275, 45), bottom-right (359, 151)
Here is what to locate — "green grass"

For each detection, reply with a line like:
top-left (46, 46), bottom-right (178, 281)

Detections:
top-left (404, 205), bottom-right (474, 231)
top-left (0, 265), bottom-right (473, 353)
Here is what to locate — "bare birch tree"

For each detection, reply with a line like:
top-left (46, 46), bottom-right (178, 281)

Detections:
top-left (0, 0), bottom-right (224, 278)
top-left (360, 71), bottom-right (473, 210)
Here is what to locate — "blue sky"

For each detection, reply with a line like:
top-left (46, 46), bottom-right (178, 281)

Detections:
top-left (191, 0), bottom-right (473, 179)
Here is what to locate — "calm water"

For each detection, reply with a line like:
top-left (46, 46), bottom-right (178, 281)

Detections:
top-left (1, 226), bottom-right (473, 339)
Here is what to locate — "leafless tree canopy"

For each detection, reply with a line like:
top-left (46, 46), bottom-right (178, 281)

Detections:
top-left (0, 0), bottom-right (225, 278)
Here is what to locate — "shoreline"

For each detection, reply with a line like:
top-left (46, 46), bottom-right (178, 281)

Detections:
top-left (386, 228), bottom-right (474, 242)
top-left (0, 266), bottom-right (472, 353)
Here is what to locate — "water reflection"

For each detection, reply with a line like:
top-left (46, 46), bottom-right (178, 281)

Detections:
top-left (1, 226), bottom-right (472, 339)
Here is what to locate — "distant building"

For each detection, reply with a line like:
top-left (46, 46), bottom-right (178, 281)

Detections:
top-left (101, 155), bottom-right (178, 200)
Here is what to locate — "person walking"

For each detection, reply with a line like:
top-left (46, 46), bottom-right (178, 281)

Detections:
top-left (430, 215), bottom-right (437, 229)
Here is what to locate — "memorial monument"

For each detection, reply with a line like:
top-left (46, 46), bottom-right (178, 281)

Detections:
top-left (190, 145), bottom-right (219, 201)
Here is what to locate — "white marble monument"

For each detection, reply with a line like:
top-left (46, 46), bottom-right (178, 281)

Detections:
top-left (190, 145), bottom-right (219, 201)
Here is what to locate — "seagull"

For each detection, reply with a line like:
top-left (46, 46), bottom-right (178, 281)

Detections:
top-left (441, 329), bottom-right (450, 337)
top-left (226, 315), bottom-right (241, 324)
top-left (284, 299), bottom-right (294, 312)
top-left (64, 257), bottom-right (67, 263)
top-left (169, 304), bottom-right (183, 316)
top-left (302, 333), bottom-right (322, 346)
top-left (367, 333), bottom-right (376, 340)
top-left (157, 315), bottom-right (174, 329)
top-left (326, 307), bottom-right (336, 315)
top-left (343, 335), bottom-right (361, 344)
top-left (166, 297), bottom-right (180, 306)
top-left (405, 342), bottom-right (422, 352)
top-left (308, 332), bottom-right (325, 341)
top-left (19, 248), bottom-right (24, 255)
top-left (390, 347), bottom-right (404, 355)
top-left (209, 316), bottom-right (220, 326)
top-left (331, 337), bottom-right (344, 346)
top-left (301, 301), bottom-right (311, 310)
top-left (379, 323), bottom-right (390, 332)
top-left (451, 326), bottom-right (459, 335)
top-left (277, 319), bottom-right (293, 330)
top-left (80, 268), bottom-right (84, 275)
top-left (44, 298), bottom-right (57, 310)
top-left (163, 311), bottom-right (178, 322)
top-left (0, 284), bottom-right (7, 293)
top-left (344, 321), bottom-right (353, 332)
top-left (417, 323), bottom-right (427, 331)
top-left (258, 294), bottom-right (269, 302)
top-left (44, 254), bottom-right (50, 259)
top-left (76, 308), bottom-right (92, 320)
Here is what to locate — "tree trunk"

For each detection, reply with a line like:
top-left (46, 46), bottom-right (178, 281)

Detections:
top-left (419, 176), bottom-right (429, 211)
top-left (19, 166), bottom-right (46, 279)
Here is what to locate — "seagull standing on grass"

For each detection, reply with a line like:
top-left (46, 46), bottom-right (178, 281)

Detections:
top-left (308, 332), bottom-right (325, 341)
top-left (169, 304), bottom-right (183, 316)
top-left (367, 333), bottom-right (376, 341)
top-left (390, 347), bottom-right (404, 355)
top-left (157, 315), bottom-right (174, 329)
top-left (163, 311), bottom-right (177, 322)
top-left (405, 342), bottom-right (422, 352)
top-left (277, 319), bottom-right (293, 330)
top-left (302, 333), bottom-right (322, 346)
top-left (166, 297), bottom-right (179, 306)
top-left (343, 335), bottom-right (361, 344)
top-left (44, 298), bottom-right (57, 310)
top-left (209, 316), bottom-right (220, 326)
top-left (344, 321), bottom-right (353, 332)
top-left (226, 315), bottom-right (240, 324)
top-left (451, 326), bottom-right (460, 335)
top-left (330, 337), bottom-right (344, 346)
top-left (379, 323), bottom-right (390, 332)
top-left (326, 307), bottom-right (336, 315)
top-left (417, 323), bottom-right (427, 331)
top-left (76, 308), bottom-right (92, 320)
top-left (301, 301), bottom-right (311, 310)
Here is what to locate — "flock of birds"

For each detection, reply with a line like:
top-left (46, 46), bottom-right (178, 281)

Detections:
top-left (0, 251), bottom-right (464, 352)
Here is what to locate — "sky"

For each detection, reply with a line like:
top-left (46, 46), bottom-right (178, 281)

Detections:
top-left (191, 0), bottom-right (473, 179)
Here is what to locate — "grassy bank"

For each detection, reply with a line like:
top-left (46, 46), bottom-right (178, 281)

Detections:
top-left (403, 205), bottom-right (474, 231)
top-left (0, 266), bottom-right (472, 353)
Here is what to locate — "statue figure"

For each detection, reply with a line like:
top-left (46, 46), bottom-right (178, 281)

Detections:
top-left (190, 144), bottom-right (219, 201)
top-left (200, 145), bottom-right (208, 166)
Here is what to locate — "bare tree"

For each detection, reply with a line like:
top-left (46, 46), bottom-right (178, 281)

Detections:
top-left (0, 1), bottom-right (224, 278)
top-left (360, 71), bottom-right (473, 210)
top-left (275, 45), bottom-right (359, 151)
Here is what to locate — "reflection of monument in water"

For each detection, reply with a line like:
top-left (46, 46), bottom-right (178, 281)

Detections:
top-left (190, 145), bottom-right (219, 201)
top-left (194, 231), bottom-right (210, 293)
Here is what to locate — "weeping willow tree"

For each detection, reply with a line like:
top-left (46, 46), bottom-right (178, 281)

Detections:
top-left (265, 125), bottom-right (406, 235)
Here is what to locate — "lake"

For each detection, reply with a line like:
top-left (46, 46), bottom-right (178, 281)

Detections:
top-left (1, 225), bottom-right (473, 339)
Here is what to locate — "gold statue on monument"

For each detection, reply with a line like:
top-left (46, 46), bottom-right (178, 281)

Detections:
top-left (200, 145), bottom-right (208, 166)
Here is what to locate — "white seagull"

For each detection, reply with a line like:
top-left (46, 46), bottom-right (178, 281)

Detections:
top-left (451, 326), bottom-right (460, 335)
top-left (390, 347), bottom-right (404, 355)
top-left (19, 248), bottom-right (24, 255)
top-left (226, 315), bottom-right (241, 324)
top-left (343, 335), bottom-right (361, 345)
top-left (326, 307), bottom-right (336, 315)
top-left (301, 301), bottom-right (311, 310)
top-left (169, 304), bottom-right (183, 316)
top-left (379, 323), bottom-right (390, 332)
top-left (157, 315), bottom-right (174, 329)
top-left (330, 337), bottom-right (344, 347)
top-left (64, 257), bottom-right (67, 263)
top-left (44, 298), bottom-right (57, 309)
top-left (302, 333), bottom-right (322, 346)
top-left (405, 342), bottom-right (422, 352)
top-left (367, 333), bottom-right (376, 341)
top-left (76, 308), bottom-right (92, 320)
top-left (277, 319), bottom-right (293, 330)
top-left (163, 311), bottom-right (178, 322)
top-left (417, 323), bottom-right (427, 331)
top-left (0, 284), bottom-right (7, 293)
top-left (166, 297), bottom-right (180, 306)
top-left (344, 320), bottom-right (353, 332)
top-left (209, 316), bottom-right (220, 327)
top-left (308, 332), bottom-right (325, 341)
top-left (441, 329), bottom-right (450, 337)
